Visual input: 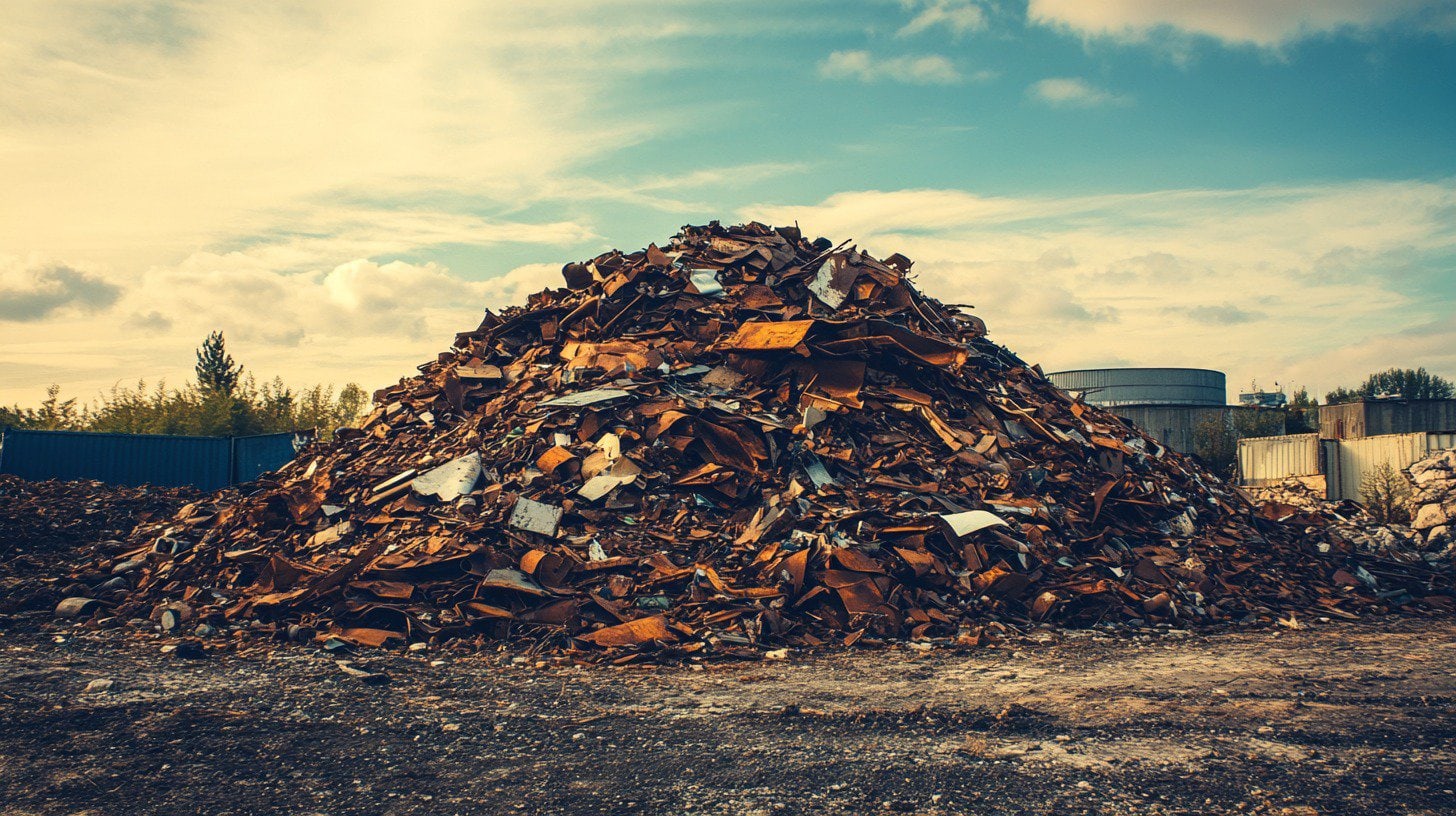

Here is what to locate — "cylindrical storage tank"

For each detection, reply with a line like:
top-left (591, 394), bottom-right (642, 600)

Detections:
top-left (1046, 368), bottom-right (1226, 406)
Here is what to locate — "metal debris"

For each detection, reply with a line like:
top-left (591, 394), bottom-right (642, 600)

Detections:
top-left (41, 222), bottom-right (1452, 661)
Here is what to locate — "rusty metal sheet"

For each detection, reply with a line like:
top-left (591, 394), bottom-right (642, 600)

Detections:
top-left (579, 615), bottom-right (678, 646)
top-left (725, 320), bottom-right (814, 351)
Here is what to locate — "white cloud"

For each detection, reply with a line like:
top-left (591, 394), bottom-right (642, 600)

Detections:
top-left (1291, 313), bottom-right (1456, 400)
top-left (1027, 0), bottom-right (1454, 48)
top-left (0, 1), bottom-right (699, 271)
top-left (818, 50), bottom-right (962, 84)
top-left (740, 180), bottom-right (1456, 399)
top-left (549, 162), bottom-right (812, 214)
top-left (215, 209), bottom-right (597, 274)
top-left (0, 248), bottom-right (573, 403)
top-left (1029, 77), bottom-right (1132, 108)
top-left (0, 257), bottom-right (121, 321)
top-left (897, 1), bottom-right (988, 39)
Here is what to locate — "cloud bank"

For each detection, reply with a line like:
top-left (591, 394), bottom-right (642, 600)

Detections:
top-left (1028, 77), bottom-right (1132, 108)
top-left (1027, 0), bottom-right (1456, 47)
top-left (819, 50), bottom-right (963, 84)
top-left (0, 260), bottom-right (121, 322)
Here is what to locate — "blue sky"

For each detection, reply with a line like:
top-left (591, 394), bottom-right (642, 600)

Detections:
top-left (3, 1), bottom-right (1454, 404)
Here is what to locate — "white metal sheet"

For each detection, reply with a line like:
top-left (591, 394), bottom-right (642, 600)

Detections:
top-left (1237, 433), bottom-right (1320, 486)
top-left (508, 497), bottom-right (563, 536)
top-left (412, 452), bottom-right (482, 501)
top-left (938, 510), bottom-right (1008, 538)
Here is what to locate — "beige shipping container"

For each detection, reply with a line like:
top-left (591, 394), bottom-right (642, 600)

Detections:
top-left (1238, 433), bottom-right (1321, 487)
top-left (1329, 432), bottom-right (1456, 501)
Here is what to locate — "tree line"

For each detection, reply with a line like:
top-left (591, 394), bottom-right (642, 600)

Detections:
top-left (1, 332), bottom-right (369, 438)
top-left (1324, 367), bottom-right (1453, 405)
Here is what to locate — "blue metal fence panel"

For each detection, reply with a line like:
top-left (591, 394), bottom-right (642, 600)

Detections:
top-left (0, 429), bottom-right (307, 490)
top-left (232, 432), bottom-right (307, 483)
top-left (0, 429), bottom-right (230, 489)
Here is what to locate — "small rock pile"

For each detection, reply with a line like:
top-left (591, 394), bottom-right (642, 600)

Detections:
top-left (0, 475), bottom-right (202, 616)
top-left (1247, 478), bottom-right (1427, 565)
top-left (1407, 449), bottom-right (1456, 552)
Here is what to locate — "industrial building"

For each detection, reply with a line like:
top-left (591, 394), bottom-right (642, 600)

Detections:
top-left (1046, 367), bottom-right (1283, 455)
top-left (1318, 399), bottom-right (1456, 440)
top-left (1046, 367), bottom-right (1226, 407)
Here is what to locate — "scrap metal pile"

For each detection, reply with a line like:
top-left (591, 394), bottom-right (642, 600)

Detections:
top-left (1, 476), bottom-right (200, 617)
top-left (62, 223), bottom-right (1452, 657)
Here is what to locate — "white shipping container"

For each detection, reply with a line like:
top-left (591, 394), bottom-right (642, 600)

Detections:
top-left (1330, 432), bottom-right (1456, 501)
top-left (1238, 433), bottom-right (1320, 486)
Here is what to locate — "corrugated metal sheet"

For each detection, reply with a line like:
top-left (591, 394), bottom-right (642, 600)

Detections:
top-left (1334, 433), bottom-right (1427, 501)
top-left (1318, 401), bottom-right (1366, 440)
top-left (1046, 368), bottom-right (1226, 407)
top-left (1106, 405), bottom-right (1222, 453)
top-left (0, 429), bottom-right (304, 490)
top-left (233, 432), bottom-right (307, 483)
top-left (1428, 432), bottom-right (1456, 452)
top-left (1237, 433), bottom-right (1320, 486)
top-left (1322, 439), bottom-right (1341, 500)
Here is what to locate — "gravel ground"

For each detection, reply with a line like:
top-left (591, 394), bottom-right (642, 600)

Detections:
top-left (0, 617), bottom-right (1453, 815)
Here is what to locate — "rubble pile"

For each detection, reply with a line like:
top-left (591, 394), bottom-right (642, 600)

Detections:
top-left (54, 223), bottom-right (1452, 657)
top-left (1247, 478), bottom-right (1432, 565)
top-left (1241, 479), bottom-right (1330, 512)
top-left (1, 476), bottom-right (201, 616)
top-left (1407, 449), bottom-right (1456, 552)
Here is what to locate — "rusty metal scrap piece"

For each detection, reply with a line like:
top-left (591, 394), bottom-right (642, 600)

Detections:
top-left (578, 615), bottom-right (679, 647)
top-left (807, 253), bottom-right (858, 309)
top-left (726, 320), bottom-right (816, 351)
top-left (62, 221), bottom-right (1451, 662)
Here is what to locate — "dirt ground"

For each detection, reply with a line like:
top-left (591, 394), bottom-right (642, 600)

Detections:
top-left (0, 618), bottom-right (1453, 816)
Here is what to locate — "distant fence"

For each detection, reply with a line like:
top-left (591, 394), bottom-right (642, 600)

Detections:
top-left (0, 428), bottom-right (311, 490)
